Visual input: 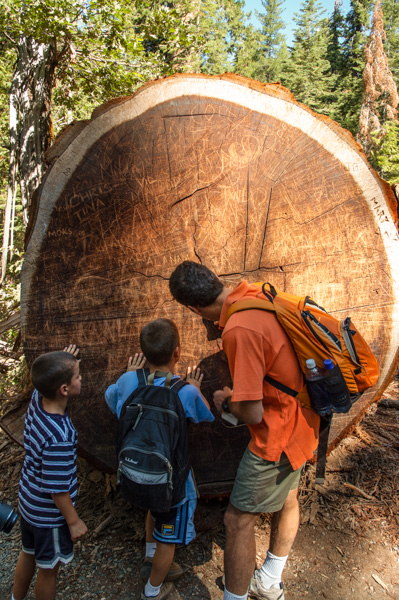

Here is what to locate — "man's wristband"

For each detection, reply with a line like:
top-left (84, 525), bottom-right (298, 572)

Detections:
top-left (222, 399), bottom-right (230, 413)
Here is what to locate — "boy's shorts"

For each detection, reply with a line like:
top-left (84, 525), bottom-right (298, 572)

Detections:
top-left (151, 498), bottom-right (197, 545)
top-left (20, 516), bottom-right (73, 569)
top-left (230, 448), bottom-right (303, 514)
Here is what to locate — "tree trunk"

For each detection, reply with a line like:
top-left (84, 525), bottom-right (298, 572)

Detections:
top-left (1, 35), bottom-right (56, 280)
top-left (18, 36), bottom-right (57, 223)
top-left (1, 85), bottom-right (18, 282)
top-left (5, 74), bottom-right (399, 494)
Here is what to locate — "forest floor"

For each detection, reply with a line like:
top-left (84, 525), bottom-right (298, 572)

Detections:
top-left (0, 374), bottom-right (398, 600)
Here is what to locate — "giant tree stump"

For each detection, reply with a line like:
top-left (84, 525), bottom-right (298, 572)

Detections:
top-left (4, 74), bottom-right (399, 494)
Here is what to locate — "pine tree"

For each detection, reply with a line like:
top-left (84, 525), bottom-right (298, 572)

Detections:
top-left (328, 0), bottom-right (346, 76)
top-left (200, 0), bottom-right (252, 74)
top-left (382, 0), bottom-right (399, 85)
top-left (233, 23), bottom-right (262, 78)
top-left (253, 0), bottom-right (287, 82)
top-left (333, 0), bottom-right (373, 134)
top-left (280, 0), bottom-right (333, 114)
top-left (358, 0), bottom-right (399, 179)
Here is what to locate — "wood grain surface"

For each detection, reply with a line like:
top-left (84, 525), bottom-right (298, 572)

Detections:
top-left (11, 74), bottom-right (399, 493)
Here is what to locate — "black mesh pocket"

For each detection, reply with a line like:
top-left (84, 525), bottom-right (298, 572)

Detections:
top-left (307, 364), bottom-right (352, 416)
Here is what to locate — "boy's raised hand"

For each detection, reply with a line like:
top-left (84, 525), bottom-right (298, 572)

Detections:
top-left (127, 353), bottom-right (146, 372)
top-left (186, 365), bottom-right (204, 389)
top-left (63, 344), bottom-right (79, 357)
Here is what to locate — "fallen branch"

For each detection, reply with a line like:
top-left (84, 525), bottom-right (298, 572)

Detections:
top-left (93, 514), bottom-right (113, 536)
top-left (0, 312), bottom-right (21, 335)
top-left (343, 483), bottom-right (375, 500)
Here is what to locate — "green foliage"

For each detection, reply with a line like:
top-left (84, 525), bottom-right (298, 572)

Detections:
top-left (382, 0), bottom-right (399, 86)
top-left (253, 0), bottom-right (287, 82)
top-left (331, 0), bottom-right (373, 134)
top-left (200, 0), bottom-right (254, 74)
top-left (0, 0), bottom-right (203, 135)
top-left (370, 120), bottom-right (399, 183)
top-left (280, 0), bottom-right (334, 115)
top-left (0, 48), bottom-right (15, 219)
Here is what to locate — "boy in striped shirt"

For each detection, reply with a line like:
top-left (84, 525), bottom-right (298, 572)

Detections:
top-left (11, 346), bottom-right (87, 600)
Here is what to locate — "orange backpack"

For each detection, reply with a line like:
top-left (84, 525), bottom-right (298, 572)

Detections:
top-left (225, 283), bottom-right (379, 481)
top-left (225, 282), bottom-right (379, 407)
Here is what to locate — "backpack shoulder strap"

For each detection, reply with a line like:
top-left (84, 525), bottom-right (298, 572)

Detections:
top-left (225, 297), bottom-right (276, 323)
top-left (137, 368), bottom-right (149, 386)
top-left (170, 377), bottom-right (189, 393)
top-left (119, 368), bottom-right (149, 419)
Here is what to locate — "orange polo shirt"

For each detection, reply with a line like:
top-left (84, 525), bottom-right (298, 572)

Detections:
top-left (219, 281), bottom-right (319, 470)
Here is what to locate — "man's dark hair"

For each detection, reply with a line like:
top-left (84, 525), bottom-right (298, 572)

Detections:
top-left (140, 318), bottom-right (180, 367)
top-left (31, 351), bottom-right (77, 400)
top-left (169, 261), bottom-right (223, 307)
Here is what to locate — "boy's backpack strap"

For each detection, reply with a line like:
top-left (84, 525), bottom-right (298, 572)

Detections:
top-left (170, 378), bottom-right (189, 393)
top-left (147, 371), bottom-right (174, 387)
top-left (136, 368), bottom-right (149, 387)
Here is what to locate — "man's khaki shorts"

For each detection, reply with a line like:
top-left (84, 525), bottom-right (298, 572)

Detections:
top-left (229, 448), bottom-right (303, 514)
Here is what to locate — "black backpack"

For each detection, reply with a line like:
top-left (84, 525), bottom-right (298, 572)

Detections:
top-left (116, 369), bottom-right (190, 513)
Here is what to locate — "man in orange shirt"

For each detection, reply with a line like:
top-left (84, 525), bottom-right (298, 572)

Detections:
top-left (169, 261), bottom-right (319, 600)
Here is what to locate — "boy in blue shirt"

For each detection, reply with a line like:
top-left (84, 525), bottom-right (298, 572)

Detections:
top-left (12, 345), bottom-right (87, 600)
top-left (105, 318), bottom-right (214, 600)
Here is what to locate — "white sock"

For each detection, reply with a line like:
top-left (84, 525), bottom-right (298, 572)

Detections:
top-left (145, 542), bottom-right (156, 559)
top-left (259, 551), bottom-right (288, 588)
top-left (224, 588), bottom-right (248, 600)
top-left (144, 578), bottom-right (161, 598)
top-left (12, 596), bottom-right (26, 600)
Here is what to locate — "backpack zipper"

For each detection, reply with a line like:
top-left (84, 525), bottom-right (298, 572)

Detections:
top-left (126, 403), bottom-right (179, 421)
top-left (302, 310), bottom-right (342, 352)
top-left (118, 448), bottom-right (174, 484)
top-left (341, 317), bottom-right (361, 366)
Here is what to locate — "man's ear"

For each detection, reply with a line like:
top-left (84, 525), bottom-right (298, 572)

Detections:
top-left (187, 305), bottom-right (202, 316)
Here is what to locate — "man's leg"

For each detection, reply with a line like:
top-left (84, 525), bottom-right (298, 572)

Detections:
top-left (12, 550), bottom-right (36, 600)
top-left (35, 563), bottom-right (60, 600)
top-left (223, 502), bottom-right (259, 597)
top-left (269, 487), bottom-right (300, 557)
top-left (256, 487), bottom-right (300, 590)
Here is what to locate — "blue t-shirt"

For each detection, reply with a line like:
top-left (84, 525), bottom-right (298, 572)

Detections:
top-left (105, 371), bottom-right (214, 502)
top-left (19, 390), bottom-right (78, 527)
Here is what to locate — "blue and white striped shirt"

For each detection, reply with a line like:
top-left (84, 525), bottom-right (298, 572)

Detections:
top-left (18, 390), bottom-right (78, 527)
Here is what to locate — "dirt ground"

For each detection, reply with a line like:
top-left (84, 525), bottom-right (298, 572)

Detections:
top-left (1, 375), bottom-right (398, 600)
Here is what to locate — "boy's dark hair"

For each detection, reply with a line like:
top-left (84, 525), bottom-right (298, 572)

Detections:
top-left (31, 351), bottom-right (77, 400)
top-left (140, 319), bottom-right (180, 367)
top-left (169, 261), bottom-right (223, 308)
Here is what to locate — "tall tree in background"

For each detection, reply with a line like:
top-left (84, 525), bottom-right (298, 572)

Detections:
top-left (280, 0), bottom-right (333, 114)
top-left (328, 0), bottom-right (346, 76)
top-left (382, 0), bottom-right (399, 84)
top-left (333, 0), bottom-right (373, 133)
top-left (200, 0), bottom-right (252, 74)
top-left (359, 0), bottom-right (399, 182)
top-left (253, 0), bottom-right (286, 82)
top-left (233, 21), bottom-right (262, 78)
